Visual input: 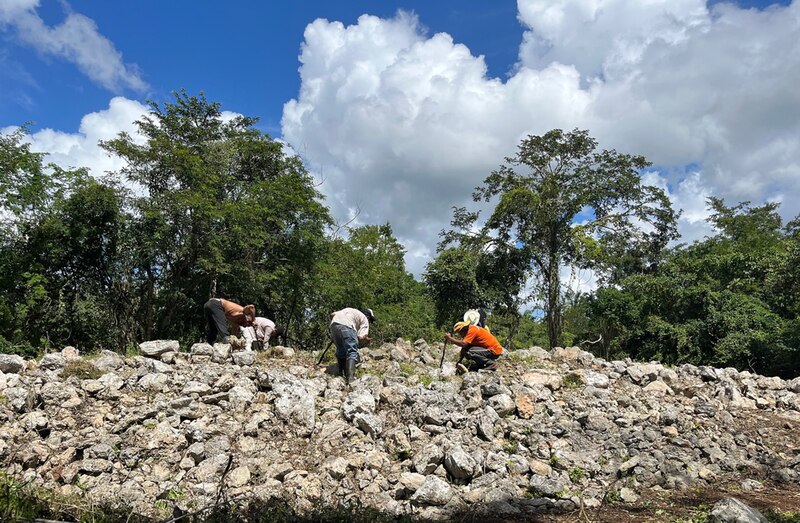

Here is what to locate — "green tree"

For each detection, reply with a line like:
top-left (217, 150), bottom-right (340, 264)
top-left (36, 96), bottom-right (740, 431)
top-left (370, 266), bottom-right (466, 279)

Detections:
top-left (0, 128), bottom-right (94, 355)
top-left (102, 90), bottom-right (331, 345)
top-left (0, 127), bottom-right (74, 226)
top-left (424, 245), bottom-right (484, 326)
top-left (579, 198), bottom-right (800, 376)
top-left (442, 129), bottom-right (677, 348)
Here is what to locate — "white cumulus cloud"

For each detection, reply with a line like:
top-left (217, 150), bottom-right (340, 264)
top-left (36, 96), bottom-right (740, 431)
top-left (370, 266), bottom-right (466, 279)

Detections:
top-left (0, 0), bottom-right (147, 92)
top-left (3, 97), bottom-right (148, 178)
top-left (282, 2), bottom-right (800, 276)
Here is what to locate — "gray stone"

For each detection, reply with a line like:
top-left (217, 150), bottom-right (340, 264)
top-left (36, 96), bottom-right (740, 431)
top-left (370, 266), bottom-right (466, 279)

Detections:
top-left (138, 373), bottom-right (169, 392)
top-left (0, 354), bottom-right (25, 374)
top-left (183, 381), bottom-right (212, 396)
top-left (343, 389), bottom-right (375, 421)
top-left (551, 346), bottom-right (594, 365)
top-left (23, 411), bottom-right (48, 432)
top-left (353, 412), bottom-right (384, 436)
top-left (190, 343), bottom-right (214, 356)
top-left (627, 363), bottom-right (660, 384)
top-left (94, 350), bottom-right (125, 371)
top-left (40, 353), bottom-right (66, 370)
top-left (226, 466), bottom-right (251, 488)
top-left (98, 372), bottom-right (125, 391)
top-left (40, 382), bottom-right (78, 406)
top-left (232, 351), bottom-right (256, 366)
top-left (487, 393), bottom-right (516, 416)
top-left (273, 381), bottom-right (316, 436)
top-left (481, 379), bottom-right (511, 397)
top-left (5, 386), bottom-right (34, 412)
top-left (139, 340), bottom-right (179, 357)
top-left (444, 444), bottom-right (477, 480)
top-left (410, 475), bottom-right (453, 506)
top-left (322, 456), bottom-right (349, 480)
top-left (413, 444), bottom-right (445, 475)
top-left (80, 458), bottom-right (113, 475)
top-left (619, 487), bottom-right (639, 503)
top-left (228, 385), bottom-right (256, 405)
top-left (522, 369), bottom-right (563, 390)
top-left (186, 442), bottom-right (205, 461)
top-left (584, 370), bottom-right (610, 388)
top-left (85, 443), bottom-right (115, 460)
top-left (212, 343), bottom-right (231, 363)
top-left (529, 475), bottom-right (564, 497)
top-left (710, 497), bottom-right (768, 523)
top-left (643, 380), bottom-right (673, 395)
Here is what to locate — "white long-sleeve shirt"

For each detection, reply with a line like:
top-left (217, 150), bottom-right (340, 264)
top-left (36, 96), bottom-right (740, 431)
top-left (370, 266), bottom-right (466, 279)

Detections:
top-left (330, 308), bottom-right (369, 338)
top-left (241, 317), bottom-right (277, 350)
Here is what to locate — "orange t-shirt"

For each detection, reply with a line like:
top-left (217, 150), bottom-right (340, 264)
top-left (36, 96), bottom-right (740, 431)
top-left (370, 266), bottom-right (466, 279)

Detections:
top-left (462, 325), bottom-right (503, 355)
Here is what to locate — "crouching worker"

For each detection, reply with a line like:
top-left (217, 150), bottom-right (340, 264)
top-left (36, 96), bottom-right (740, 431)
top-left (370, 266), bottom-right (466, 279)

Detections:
top-left (330, 307), bottom-right (376, 383)
top-left (203, 298), bottom-right (255, 344)
top-left (242, 317), bottom-right (285, 351)
top-left (445, 320), bottom-right (503, 372)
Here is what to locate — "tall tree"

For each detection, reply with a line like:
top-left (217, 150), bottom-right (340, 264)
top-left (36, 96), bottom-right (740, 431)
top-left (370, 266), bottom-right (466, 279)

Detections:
top-left (102, 90), bottom-right (331, 343)
top-left (444, 129), bottom-right (678, 348)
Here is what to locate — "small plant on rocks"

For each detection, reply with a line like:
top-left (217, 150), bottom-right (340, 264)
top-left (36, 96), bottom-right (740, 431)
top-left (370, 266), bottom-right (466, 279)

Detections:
top-left (568, 466), bottom-right (586, 483)
top-left (60, 359), bottom-right (102, 380)
top-left (563, 372), bottom-right (583, 388)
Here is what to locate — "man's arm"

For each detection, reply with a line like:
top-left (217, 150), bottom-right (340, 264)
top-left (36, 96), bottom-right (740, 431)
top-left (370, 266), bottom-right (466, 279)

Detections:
top-left (444, 332), bottom-right (468, 348)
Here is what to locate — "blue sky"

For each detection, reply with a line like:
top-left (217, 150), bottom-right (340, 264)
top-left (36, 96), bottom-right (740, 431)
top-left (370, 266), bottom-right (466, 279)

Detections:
top-left (2, 0), bottom-right (799, 279)
top-left (1, 1), bottom-right (524, 134)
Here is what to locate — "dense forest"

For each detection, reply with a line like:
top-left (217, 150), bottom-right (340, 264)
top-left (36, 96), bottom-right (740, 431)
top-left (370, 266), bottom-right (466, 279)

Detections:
top-left (1, 91), bottom-right (798, 377)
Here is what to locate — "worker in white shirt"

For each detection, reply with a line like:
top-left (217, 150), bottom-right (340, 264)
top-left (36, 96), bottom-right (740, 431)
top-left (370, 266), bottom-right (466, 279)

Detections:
top-left (329, 307), bottom-right (376, 383)
top-left (241, 316), bottom-right (285, 351)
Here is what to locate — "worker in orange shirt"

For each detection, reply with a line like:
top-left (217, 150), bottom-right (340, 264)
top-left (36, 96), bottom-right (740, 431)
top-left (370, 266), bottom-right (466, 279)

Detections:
top-left (444, 320), bottom-right (503, 372)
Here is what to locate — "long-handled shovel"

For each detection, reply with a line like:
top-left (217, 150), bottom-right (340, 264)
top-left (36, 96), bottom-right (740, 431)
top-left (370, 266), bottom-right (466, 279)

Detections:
top-left (316, 339), bottom-right (334, 365)
top-left (439, 338), bottom-right (449, 369)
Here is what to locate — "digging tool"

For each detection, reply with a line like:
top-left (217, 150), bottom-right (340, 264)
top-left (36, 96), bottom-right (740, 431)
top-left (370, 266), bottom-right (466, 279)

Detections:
top-left (316, 338), bottom-right (334, 365)
top-left (440, 337), bottom-right (449, 369)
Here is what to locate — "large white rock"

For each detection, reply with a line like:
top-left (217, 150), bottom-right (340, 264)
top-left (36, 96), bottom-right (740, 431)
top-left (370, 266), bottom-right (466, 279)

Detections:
top-left (410, 475), bottom-right (453, 506)
top-left (139, 340), bottom-right (179, 358)
top-left (343, 389), bottom-right (375, 421)
top-left (444, 444), bottom-right (477, 480)
top-left (39, 353), bottom-right (66, 370)
top-left (273, 381), bottom-right (316, 436)
top-left (710, 497), bottom-right (768, 523)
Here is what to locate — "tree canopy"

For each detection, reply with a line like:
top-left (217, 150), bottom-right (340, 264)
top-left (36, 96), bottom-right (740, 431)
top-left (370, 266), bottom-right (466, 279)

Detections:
top-left (434, 129), bottom-right (678, 348)
top-left (1, 106), bottom-right (798, 377)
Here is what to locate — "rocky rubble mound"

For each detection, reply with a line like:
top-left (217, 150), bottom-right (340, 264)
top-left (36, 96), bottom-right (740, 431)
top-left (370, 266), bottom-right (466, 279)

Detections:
top-left (0, 340), bottom-right (799, 520)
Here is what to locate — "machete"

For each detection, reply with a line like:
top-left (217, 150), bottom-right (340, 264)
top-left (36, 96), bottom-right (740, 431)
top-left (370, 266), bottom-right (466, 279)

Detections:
top-left (439, 338), bottom-right (449, 369)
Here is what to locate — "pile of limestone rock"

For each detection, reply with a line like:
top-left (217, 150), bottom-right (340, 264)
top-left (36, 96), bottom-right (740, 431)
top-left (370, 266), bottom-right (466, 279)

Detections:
top-left (0, 338), bottom-right (798, 520)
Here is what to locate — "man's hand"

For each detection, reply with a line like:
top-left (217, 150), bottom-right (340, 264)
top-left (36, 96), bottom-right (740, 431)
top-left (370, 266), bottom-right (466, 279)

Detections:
top-left (358, 336), bottom-right (372, 348)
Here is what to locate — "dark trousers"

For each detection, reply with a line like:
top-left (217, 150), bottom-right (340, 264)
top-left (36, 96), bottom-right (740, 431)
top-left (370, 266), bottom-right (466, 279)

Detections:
top-left (465, 346), bottom-right (498, 370)
top-left (204, 299), bottom-right (229, 344)
top-left (330, 323), bottom-right (360, 362)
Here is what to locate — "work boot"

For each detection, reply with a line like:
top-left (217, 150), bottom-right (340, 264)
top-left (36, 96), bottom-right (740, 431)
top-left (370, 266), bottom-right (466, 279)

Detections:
top-left (337, 358), bottom-right (346, 377)
top-left (345, 359), bottom-right (356, 384)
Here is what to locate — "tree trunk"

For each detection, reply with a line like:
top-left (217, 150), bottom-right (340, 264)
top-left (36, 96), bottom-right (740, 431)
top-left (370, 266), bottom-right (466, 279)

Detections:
top-left (546, 254), bottom-right (562, 349)
top-left (506, 308), bottom-right (521, 351)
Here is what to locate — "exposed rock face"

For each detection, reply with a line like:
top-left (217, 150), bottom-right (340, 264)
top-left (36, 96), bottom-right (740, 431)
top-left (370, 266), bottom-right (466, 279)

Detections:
top-left (0, 341), bottom-right (799, 520)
